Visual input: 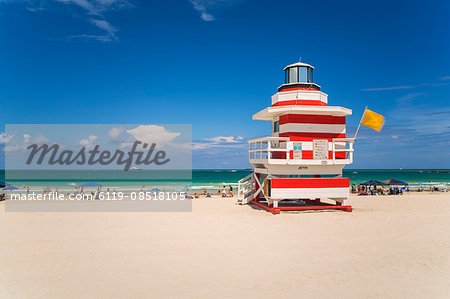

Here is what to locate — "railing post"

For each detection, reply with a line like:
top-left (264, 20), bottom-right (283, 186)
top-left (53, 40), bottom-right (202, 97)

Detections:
top-left (349, 140), bottom-right (354, 163)
top-left (267, 140), bottom-right (271, 164)
top-left (262, 141), bottom-right (264, 162)
top-left (260, 141), bottom-right (263, 162)
top-left (285, 141), bottom-right (290, 165)
top-left (332, 139), bottom-right (335, 163)
top-left (238, 179), bottom-right (241, 198)
top-left (286, 142), bottom-right (288, 164)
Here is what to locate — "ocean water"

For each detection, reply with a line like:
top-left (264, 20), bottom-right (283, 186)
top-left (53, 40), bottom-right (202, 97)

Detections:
top-left (1, 169), bottom-right (450, 192)
top-left (195, 169), bottom-right (450, 188)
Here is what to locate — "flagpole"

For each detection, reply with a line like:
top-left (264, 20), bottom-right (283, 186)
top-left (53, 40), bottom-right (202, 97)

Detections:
top-left (353, 106), bottom-right (367, 140)
top-left (346, 106), bottom-right (367, 159)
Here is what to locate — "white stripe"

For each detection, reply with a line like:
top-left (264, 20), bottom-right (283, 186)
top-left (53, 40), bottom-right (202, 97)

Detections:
top-left (272, 90), bottom-right (328, 105)
top-left (271, 187), bottom-right (349, 199)
top-left (279, 123), bottom-right (346, 134)
top-left (276, 99), bottom-right (327, 105)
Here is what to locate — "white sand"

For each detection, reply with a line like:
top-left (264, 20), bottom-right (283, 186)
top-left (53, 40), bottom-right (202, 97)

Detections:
top-left (1, 193), bottom-right (450, 298)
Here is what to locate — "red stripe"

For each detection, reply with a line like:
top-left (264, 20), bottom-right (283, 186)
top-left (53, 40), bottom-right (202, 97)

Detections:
top-left (280, 132), bottom-right (346, 139)
top-left (276, 205), bottom-right (352, 212)
top-left (279, 87), bottom-right (320, 92)
top-left (335, 152), bottom-right (346, 159)
top-left (272, 100), bottom-right (327, 107)
top-left (279, 114), bottom-right (346, 125)
top-left (284, 136), bottom-right (346, 142)
top-left (271, 178), bottom-right (350, 188)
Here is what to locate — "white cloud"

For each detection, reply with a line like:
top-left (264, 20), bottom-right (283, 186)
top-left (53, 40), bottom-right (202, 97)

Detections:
top-left (362, 85), bottom-right (418, 91)
top-left (80, 135), bottom-right (98, 149)
top-left (91, 18), bottom-right (115, 32)
top-left (204, 136), bottom-right (243, 143)
top-left (395, 92), bottom-right (426, 105)
top-left (200, 12), bottom-right (214, 21)
top-left (1, 0), bottom-right (133, 42)
top-left (125, 125), bottom-right (181, 147)
top-left (191, 143), bottom-right (211, 150)
top-left (25, 134), bottom-right (49, 144)
top-left (89, 18), bottom-right (117, 40)
top-left (57, 0), bottom-right (128, 40)
top-left (0, 132), bottom-right (15, 145)
top-left (188, 0), bottom-right (241, 21)
top-left (55, 0), bottom-right (133, 15)
top-left (108, 126), bottom-right (125, 142)
top-left (23, 134), bottom-right (32, 143)
top-left (190, 0), bottom-right (215, 21)
top-left (193, 135), bottom-right (245, 150)
top-left (362, 82), bottom-right (448, 91)
top-left (56, 0), bottom-right (98, 14)
top-left (71, 15), bottom-right (121, 41)
top-left (0, 132), bottom-right (50, 153)
top-left (68, 34), bottom-right (115, 42)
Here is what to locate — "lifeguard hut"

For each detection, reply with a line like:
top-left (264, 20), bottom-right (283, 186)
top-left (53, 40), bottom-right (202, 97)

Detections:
top-left (237, 62), bottom-right (355, 214)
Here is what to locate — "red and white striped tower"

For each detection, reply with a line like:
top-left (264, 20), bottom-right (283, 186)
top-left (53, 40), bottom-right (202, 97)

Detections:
top-left (238, 62), bottom-right (355, 214)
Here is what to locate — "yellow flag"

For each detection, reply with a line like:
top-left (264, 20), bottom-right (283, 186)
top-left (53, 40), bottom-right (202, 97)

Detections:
top-left (361, 108), bottom-right (384, 132)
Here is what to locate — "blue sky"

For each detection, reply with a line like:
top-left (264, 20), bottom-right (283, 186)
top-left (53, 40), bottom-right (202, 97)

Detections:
top-left (0, 0), bottom-right (449, 169)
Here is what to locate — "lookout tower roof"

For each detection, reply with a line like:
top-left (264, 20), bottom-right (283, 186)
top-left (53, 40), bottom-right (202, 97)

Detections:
top-left (283, 62), bottom-right (314, 70)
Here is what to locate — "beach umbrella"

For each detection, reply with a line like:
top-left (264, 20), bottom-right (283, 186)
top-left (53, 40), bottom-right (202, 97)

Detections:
top-left (3, 186), bottom-right (18, 199)
top-left (360, 180), bottom-right (387, 186)
top-left (382, 179), bottom-right (408, 186)
top-left (80, 182), bottom-right (102, 187)
top-left (151, 187), bottom-right (160, 192)
top-left (3, 186), bottom-right (18, 191)
top-left (183, 185), bottom-right (194, 189)
top-left (0, 181), bottom-right (6, 188)
top-left (174, 188), bottom-right (182, 192)
top-left (2, 185), bottom-right (18, 201)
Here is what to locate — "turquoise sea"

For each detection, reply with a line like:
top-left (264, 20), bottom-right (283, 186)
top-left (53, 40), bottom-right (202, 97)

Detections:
top-left (1, 169), bottom-right (450, 192)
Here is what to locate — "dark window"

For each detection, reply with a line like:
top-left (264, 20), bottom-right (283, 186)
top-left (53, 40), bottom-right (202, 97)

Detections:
top-left (273, 121), bottom-right (279, 133)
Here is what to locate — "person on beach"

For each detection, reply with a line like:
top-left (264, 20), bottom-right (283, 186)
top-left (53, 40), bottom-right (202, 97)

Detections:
top-left (221, 186), bottom-right (226, 197)
top-left (229, 185), bottom-right (233, 197)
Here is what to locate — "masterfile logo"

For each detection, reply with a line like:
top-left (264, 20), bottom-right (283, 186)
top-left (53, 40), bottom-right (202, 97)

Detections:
top-left (26, 141), bottom-right (170, 171)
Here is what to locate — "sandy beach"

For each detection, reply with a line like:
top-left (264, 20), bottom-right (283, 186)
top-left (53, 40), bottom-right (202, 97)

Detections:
top-left (1, 193), bottom-right (449, 298)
